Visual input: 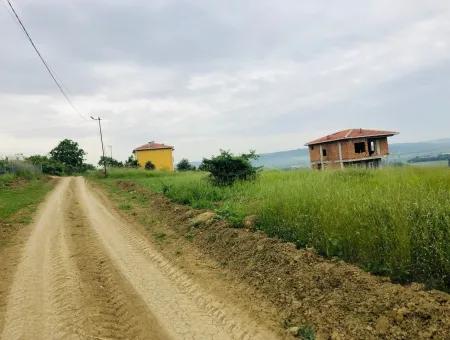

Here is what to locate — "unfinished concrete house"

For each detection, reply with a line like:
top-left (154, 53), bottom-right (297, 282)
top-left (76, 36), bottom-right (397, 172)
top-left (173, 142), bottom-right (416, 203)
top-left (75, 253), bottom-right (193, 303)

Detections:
top-left (306, 129), bottom-right (399, 170)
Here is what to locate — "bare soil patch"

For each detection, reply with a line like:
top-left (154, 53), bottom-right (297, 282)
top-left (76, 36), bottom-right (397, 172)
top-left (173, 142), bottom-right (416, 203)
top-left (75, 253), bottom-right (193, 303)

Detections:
top-left (0, 222), bottom-right (34, 333)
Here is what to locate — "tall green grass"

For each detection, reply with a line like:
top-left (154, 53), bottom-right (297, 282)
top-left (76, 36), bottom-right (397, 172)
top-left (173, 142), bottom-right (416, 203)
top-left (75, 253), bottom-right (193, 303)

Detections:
top-left (97, 167), bottom-right (450, 291)
top-left (0, 175), bottom-right (54, 223)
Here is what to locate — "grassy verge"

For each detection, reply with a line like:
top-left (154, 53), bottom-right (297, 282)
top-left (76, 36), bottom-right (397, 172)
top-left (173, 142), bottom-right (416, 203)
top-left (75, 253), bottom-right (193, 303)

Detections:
top-left (89, 167), bottom-right (450, 291)
top-left (0, 174), bottom-right (55, 247)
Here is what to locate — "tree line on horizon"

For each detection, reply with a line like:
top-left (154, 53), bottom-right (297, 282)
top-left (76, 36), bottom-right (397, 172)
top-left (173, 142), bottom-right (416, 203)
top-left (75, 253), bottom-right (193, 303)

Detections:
top-left (8, 138), bottom-right (261, 185)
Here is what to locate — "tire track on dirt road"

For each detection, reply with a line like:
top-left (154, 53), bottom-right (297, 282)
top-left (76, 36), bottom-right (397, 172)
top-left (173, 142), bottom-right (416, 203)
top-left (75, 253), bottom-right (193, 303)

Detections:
top-left (76, 176), bottom-right (276, 340)
top-left (1, 177), bottom-right (277, 339)
top-left (65, 181), bottom-right (169, 340)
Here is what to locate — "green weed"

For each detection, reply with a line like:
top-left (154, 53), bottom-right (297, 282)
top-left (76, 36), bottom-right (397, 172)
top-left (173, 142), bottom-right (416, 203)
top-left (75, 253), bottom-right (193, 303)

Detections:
top-left (118, 203), bottom-right (132, 210)
top-left (153, 231), bottom-right (167, 243)
top-left (298, 325), bottom-right (315, 340)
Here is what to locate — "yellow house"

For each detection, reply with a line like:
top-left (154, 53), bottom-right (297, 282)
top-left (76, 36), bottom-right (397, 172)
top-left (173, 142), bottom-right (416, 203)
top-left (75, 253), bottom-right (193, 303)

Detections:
top-left (132, 141), bottom-right (174, 171)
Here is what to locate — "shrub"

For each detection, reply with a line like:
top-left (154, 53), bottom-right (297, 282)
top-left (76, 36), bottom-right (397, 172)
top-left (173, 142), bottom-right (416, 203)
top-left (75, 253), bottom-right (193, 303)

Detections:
top-left (27, 155), bottom-right (65, 176)
top-left (200, 150), bottom-right (260, 186)
top-left (144, 161), bottom-right (155, 170)
top-left (98, 156), bottom-right (123, 168)
top-left (125, 155), bottom-right (139, 168)
top-left (176, 158), bottom-right (195, 171)
top-left (80, 163), bottom-right (96, 172)
top-left (42, 160), bottom-right (65, 176)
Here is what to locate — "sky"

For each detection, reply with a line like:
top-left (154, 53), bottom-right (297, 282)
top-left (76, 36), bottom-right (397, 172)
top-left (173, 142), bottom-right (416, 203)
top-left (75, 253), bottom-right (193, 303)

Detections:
top-left (1, 0), bottom-right (450, 164)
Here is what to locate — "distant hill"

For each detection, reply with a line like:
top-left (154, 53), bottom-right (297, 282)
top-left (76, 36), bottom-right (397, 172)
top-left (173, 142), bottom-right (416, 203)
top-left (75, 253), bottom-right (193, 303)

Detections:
top-left (252, 138), bottom-right (450, 169)
top-left (253, 149), bottom-right (309, 169)
top-left (388, 139), bottom-right (450, 163)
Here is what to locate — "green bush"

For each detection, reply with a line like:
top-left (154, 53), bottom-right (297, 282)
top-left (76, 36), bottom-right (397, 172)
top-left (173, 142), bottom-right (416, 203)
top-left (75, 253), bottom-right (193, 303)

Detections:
top-left (80, 163), bottom-right (96, 172)
top-left (125, 155), bottom-right (139, 168)
top-left (99, 156), bottom-right (123, 167)
top-left (176, 158), bottom-right (195, 171)
top-left (200, 150), bottom-right (260, 186)
top-left (27, 155), bottom-right (65, 176)
top-left (144, 161), bottom-right (155, 170)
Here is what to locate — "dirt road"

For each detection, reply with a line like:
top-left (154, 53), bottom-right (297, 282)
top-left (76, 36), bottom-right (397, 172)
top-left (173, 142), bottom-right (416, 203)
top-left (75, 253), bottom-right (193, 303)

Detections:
top-left (1, 177), bottom-right (276, 340)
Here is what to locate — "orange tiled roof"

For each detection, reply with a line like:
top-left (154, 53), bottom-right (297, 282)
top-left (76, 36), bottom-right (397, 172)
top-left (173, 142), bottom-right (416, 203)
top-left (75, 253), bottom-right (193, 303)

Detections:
top-left (306, 129), bottom-right (398, 146)
top-left (133, 141), bottom-right (174, 152)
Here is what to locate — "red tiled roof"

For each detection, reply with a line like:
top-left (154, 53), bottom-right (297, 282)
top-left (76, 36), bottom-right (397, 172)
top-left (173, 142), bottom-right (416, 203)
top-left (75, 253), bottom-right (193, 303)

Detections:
top-left (133, 141), bottom-right (174, 152)
top-left (305, 129), bottom-right (399, 146)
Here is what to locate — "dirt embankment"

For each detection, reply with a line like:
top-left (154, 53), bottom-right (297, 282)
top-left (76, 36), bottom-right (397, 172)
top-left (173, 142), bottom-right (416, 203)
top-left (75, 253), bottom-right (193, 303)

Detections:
top-left (1, 177), bottom-right (277, 339)
top-left (108, 180), bottom-right (450, 340)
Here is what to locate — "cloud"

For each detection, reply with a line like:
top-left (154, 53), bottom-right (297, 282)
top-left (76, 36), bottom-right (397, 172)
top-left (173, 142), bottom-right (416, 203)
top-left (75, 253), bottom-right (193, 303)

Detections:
top-left (1, 0), bottom-right (450, 163)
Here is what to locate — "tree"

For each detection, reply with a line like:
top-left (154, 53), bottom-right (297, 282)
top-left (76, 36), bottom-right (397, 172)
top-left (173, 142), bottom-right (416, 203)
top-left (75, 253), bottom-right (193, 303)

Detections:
top-left (200, 150), bottom-right (260, 186)
top-left (144, 160), bottom-right (155, 170)
top-left (50, 139), bottom-right (86, 173)
top-left (98, 156), bottom-right (123, 167)
top-left (176, 158), bottom-right (195, 171)
top-left (125, 155), bottom-right (139, 168)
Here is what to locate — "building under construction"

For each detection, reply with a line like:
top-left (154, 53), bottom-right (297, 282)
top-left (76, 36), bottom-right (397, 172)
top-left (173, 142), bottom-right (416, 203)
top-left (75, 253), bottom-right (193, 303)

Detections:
top-left (306, 128), bottom-right (399, 170)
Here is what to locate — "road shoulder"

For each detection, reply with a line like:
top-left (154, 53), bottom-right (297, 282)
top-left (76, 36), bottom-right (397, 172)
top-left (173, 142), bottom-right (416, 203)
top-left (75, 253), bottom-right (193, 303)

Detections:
top-left (0, 177), bottom-right (56, 333)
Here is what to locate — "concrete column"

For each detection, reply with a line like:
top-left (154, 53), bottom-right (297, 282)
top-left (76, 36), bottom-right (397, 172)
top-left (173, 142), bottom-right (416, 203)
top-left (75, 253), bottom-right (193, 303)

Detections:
top-left (319, 145), bottom-right (324, 171)
top-left (338, 142), bottom-right (344, 169)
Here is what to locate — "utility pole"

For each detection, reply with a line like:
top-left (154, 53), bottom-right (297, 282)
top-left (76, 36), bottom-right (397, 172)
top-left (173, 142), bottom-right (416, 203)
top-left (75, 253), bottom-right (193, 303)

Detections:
top-left (91, 116), bottom-right (107, 176)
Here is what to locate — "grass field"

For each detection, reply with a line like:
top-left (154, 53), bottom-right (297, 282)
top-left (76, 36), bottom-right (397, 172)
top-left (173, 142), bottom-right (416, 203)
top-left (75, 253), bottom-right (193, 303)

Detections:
top-left (0, 174), bottom-right (54, 224)
top-left (92, 167), bottom-right (450, 291)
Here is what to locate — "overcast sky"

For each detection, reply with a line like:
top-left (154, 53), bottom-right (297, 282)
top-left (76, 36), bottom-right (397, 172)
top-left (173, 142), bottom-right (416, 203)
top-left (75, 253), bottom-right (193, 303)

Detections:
top-left (1, 0), bottom-right (450, 164)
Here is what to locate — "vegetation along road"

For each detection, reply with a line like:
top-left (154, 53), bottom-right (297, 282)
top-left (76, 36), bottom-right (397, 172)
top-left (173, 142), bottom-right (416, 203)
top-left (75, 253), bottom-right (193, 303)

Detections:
top-left (0, 177), bottom-right (277, 339)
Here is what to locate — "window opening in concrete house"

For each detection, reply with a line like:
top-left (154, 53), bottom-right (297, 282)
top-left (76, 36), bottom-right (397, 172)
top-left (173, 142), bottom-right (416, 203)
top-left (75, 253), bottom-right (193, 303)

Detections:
top-left (368, 140), bottom-right (376, 155)
top-left (354, 142), bottom-right (366, 154)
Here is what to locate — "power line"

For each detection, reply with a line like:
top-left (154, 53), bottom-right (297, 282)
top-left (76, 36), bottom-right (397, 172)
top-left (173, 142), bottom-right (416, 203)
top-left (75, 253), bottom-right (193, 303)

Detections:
top-left (5, 0), bottom-right (87, 121)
